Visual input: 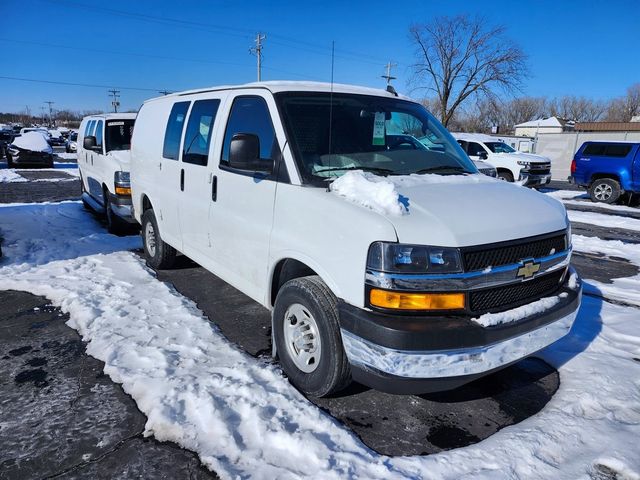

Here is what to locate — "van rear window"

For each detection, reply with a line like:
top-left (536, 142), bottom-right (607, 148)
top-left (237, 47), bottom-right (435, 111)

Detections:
top-left (163, 102), bottom-right (190, 160)
top-left (583, 143), bottom-right (632, 157)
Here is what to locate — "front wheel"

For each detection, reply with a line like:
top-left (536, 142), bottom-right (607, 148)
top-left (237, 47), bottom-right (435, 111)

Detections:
top-left (589, 178), bottom-right (621, 204)
top-left (141, 209), bottom-right (176, 269)
top-left (273, 275), bottom-right (351, 397)
top-left (497, 170), bottom-right (514, 182)
top-left (104, 190), bottom-right (128, 235)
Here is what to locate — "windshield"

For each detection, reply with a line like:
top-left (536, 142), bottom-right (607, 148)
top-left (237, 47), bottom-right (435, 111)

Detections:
top-left (484, 141), bottom-right (515, 154)
top-left (105, 119), bottom-right (134, 152)
top-left (275, 92), bottom-right (477, 184)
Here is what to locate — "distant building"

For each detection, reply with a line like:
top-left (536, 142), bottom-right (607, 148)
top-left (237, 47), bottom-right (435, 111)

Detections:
top-left (514, 117), bottom-right (573, 137)
top-left (574, 122), bottom-right (640, 132)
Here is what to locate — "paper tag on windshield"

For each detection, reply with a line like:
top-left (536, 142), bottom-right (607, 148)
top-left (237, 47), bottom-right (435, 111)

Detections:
top-left (372, 112), bottom-right (385, 145)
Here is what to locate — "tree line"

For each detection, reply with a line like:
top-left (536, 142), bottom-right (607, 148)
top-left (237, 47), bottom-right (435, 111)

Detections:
top-left (409, 14), bottom-right (640, 134)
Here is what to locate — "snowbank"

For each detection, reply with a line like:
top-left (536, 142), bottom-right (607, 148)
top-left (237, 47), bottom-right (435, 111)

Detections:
top-left (0, 201), bottom-right (639, 479)
top-left (568, 209), bottom-right (640, 232)
top-left (12, 131), bottom-right (53, 153)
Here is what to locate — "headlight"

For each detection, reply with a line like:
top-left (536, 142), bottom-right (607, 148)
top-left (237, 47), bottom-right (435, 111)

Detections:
top-left (367, 242), bottom-right (463, 274)
top-left (517, 160), bottom-right (531, 166)
top-left (114, 171), bottom-right (131, 195)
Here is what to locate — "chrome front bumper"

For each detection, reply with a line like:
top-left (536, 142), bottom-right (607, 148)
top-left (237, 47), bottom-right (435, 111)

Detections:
top-left (520, 172), bottom-right (552, 186)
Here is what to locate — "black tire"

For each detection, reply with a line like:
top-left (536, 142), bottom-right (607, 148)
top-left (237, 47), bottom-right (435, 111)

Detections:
top-left (273, 275), bottom-right (351, 397)
top-left (589, 178), bottom-right (621, 204)
top-left (104, 189), bottom-right (128, 235)
top-left (6, 154), bottom-right (14, 169)
top-left (141, 208), bottom-right (176, 269)
top-left (497, 170), bottom-right (514, 182)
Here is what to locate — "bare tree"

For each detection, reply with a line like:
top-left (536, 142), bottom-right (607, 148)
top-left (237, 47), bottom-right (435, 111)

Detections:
top-left (547, 96), bottom-right (605, 122)
top-left (409, 14), bottom-right (528, 127)
top-left (605, 84), bottom-right (640, 121)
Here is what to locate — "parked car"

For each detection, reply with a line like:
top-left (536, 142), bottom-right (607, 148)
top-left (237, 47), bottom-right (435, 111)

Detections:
top-left (6, 131), bottom-right (54, 168)
top-left (130, 82), bottom-right (581, 397)
top-left (65, 131), bottom-right (78, 153)
top-left (48, 129), bottom-right (65, 146)
top-left (77, 113), bottom-right (137, 233)
top-left (473, 159), bottom-right (498, 177)
top-left (570, 141), bottom-right (640, 204)
top-left (452, 133), bottom-right (552, 186)
top-left (0, 130), bottom-right (15, 159)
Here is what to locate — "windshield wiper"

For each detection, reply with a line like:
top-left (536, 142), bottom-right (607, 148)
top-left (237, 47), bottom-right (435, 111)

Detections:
top-left (314, 165), bottom-right (394, 175)
top-left (414, 165), bottom-right (467, 175)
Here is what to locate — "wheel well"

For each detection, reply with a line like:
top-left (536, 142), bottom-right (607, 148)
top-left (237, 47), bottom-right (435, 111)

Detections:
top-left (496, 168), bottom-right (512, 174)
top-left (141, 195), bottom-right (153, 212)
top-left (270, 259), bottom-right (317, 306)
top-left (590, 174), bottom-right (620, 184)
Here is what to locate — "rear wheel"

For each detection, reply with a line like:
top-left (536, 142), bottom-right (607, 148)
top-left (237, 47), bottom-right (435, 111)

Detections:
top-left (6, 155), bottom-right (14, 169)
top-left (589, 178), bottom-right (621, 204)
top-left (273, 275), bottom-right (351, 397)
top-left (141, 208), bottom-right (176, 269)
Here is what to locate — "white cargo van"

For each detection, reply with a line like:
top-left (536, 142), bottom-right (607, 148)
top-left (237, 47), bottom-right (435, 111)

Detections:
top-left (78, 113), bottom-right (137, 233)
top-left (452, 132), bottom-right (552, 186)
top-left (130, 82), bottom-right (581, 397)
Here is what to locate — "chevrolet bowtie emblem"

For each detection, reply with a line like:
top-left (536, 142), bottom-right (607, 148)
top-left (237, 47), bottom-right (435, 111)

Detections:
top-left (517, 260), bottom-right (540, 279)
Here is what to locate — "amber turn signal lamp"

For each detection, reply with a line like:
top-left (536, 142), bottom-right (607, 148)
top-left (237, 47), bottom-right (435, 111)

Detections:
top-left (369, 289), bottom-right (465, 310)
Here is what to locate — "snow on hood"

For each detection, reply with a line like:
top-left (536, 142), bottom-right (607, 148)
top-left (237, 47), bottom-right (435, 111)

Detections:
top-left (107, 149), bottom-right (131, 169)
top-left (330, 170), bottom-right (567, 246)
top-left (12, 131), bottom-right (53, 153)
top-left (499, 151), bottom-right (551, 163)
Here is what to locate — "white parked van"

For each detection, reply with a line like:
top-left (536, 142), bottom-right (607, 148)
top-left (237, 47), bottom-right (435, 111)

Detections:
top-left (452, 132), bottom-right (552, 186)
top-left (78, 113), bottom-right (137, 233)
top-left (130, 82), bottom-right (581, 397)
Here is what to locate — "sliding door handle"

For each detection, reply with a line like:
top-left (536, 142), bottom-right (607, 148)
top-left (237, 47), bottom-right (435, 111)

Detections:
top-left (180, 168), bottom-right (184, 191)
top-left (212, 175), bottom-right (217, 201)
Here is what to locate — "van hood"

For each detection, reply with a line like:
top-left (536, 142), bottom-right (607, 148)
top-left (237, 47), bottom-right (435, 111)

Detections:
top-left (107, 149), bottom-right (131, 170)
top-left (495, 151), bottom-right (551, 164)
top-left (330, 172), bottom-right (567, 247)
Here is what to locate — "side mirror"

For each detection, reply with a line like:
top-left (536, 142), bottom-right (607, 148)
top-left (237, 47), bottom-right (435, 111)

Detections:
top-left (229, 133), bottom-right (273, 173)
top-left (83, 135), bottom-right (96, 150)
top-left (478, 151), bottom-right (488, 160)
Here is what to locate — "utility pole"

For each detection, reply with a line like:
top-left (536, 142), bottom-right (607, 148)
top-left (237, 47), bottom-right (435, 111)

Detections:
top-left (40, 106), bottom-right (46, 125)
top-left (108, 89), bottom-right (120, 113)
top-left (44, 101), bottom-right (55, 126)
top-left (381, 61), bottom-right (397, 86)
top-left (249, 33), bottom-right (266, 82)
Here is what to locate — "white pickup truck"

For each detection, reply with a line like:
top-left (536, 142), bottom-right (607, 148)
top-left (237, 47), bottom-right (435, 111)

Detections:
top-left (130, 82), bottom-right (581, 397)
top-left (453, 132), bottom-right (552, 186)
top-left (78, 113), bottom-right (137, 233)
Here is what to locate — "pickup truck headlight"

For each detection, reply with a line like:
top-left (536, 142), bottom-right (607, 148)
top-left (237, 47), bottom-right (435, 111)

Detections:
top-left (114, 171), bottom-right (131, 196)
top-left (367, 242), bottom-right (463, 274)
top-left (517, 160), bottom-right (531, 166)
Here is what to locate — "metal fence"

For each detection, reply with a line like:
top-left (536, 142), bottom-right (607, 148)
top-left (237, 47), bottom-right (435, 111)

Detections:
top-left (533, 132), bottom-right (640, 180)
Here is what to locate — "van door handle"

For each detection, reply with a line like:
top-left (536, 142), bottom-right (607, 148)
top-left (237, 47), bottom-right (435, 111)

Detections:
top-left (212, 175), bottom-right (217, 201)
top-left (180, 169), bottom-right (184, 191)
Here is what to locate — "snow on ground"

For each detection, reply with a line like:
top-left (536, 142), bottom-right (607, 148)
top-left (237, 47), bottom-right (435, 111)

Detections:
top-left (0, 163), bottom-right (79, 182)
top-left (545, 189), bottom-right (640, 215)
top-left (56, 152), bottom-right (78, 161)
top-left (0, 169), bottom-right (27, 182)
top-left (568, 209), bottom-right (640, 231)
top-left (1, 201), bottom-right (639, 479)
top-left (572, 235), bottom-right (640, 307)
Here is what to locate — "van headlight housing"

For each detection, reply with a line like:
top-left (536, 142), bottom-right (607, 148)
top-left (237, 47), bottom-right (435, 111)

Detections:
top-left (114, 171), bottom-right (131, 196)
top-left (367, 242), bottom-right (463, 274)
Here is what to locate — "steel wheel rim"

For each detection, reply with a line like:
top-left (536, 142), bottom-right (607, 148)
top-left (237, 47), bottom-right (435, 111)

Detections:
top-left (145, 221), bottom-right (157, 257)
top-left (283, 303), bottom-right (321, 373)
top-left (594, 184), bottom-right (612, 200)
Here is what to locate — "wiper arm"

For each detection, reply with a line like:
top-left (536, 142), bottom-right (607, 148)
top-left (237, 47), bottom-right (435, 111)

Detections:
top-left (314, 165), bottom-right (394, 175)
top-left (414, 165), bottom-right (467, 175)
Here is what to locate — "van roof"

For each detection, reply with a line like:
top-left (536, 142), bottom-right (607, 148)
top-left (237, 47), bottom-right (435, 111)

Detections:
top-left (82, 113), bottom-right (137, 121)
top-left (143, 81), bottom-right (411, 104)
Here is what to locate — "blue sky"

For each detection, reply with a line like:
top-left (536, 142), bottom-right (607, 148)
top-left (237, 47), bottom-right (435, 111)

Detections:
top-left (2, 0), bottom-right (639, 114)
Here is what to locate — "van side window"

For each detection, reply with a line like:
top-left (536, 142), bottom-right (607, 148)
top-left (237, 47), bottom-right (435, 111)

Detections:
top-left (86, 120), bottom-right (96, 137)
top-left (221, 96), bottom-right (278, 166)
top-left (182, 99), bottom-right (220, 166)
top-left (94, 120), bottom-right (103, 149)
top-left (583, 143), bottom-right (632, 158)
top-left (163, 102), bottom-right (190, 160)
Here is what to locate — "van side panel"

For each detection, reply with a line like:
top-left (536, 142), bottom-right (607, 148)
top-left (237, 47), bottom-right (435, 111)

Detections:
top-left (130, 100), bottom-right (183, 250)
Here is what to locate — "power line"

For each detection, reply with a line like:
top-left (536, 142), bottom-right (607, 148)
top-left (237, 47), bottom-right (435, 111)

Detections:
top-left (249, 33), bottom-right (266, 82)
top-left (0, 75), bottom-right (165, 92)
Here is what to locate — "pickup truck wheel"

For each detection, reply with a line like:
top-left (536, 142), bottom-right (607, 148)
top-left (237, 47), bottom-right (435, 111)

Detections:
top-left (274, 275), bottom-right (351, 397)
top-left (141, 209), bottom-right (176, 269)
top-left (6, 155), bottom-right (14, 169)
top-left (497, 170), bottom-right (514, 182)
top-left (589, 178), bottom-right (621, 204)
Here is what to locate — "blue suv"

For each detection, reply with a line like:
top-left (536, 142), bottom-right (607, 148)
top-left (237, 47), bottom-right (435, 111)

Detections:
top-left (570, 141), bottom-right (640, 203)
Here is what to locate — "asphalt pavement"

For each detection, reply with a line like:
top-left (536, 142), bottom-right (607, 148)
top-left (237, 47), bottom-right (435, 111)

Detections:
top-left (1, 169), bottom-right (637, 477)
